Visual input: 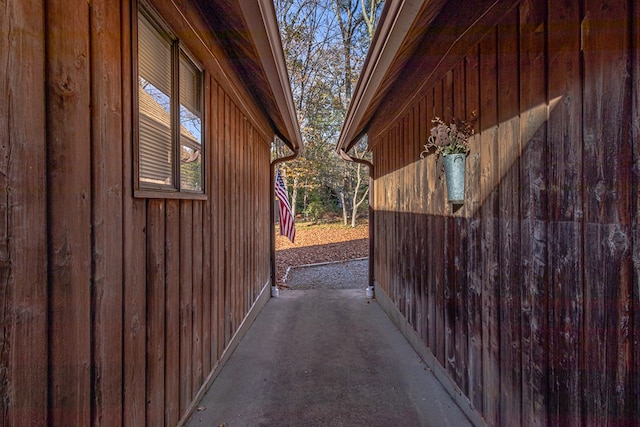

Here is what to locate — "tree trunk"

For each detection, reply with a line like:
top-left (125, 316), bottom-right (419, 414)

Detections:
top-left (303, 190), bottom-right (308, 221)
top-left (361, 0), bottom-right (382, 42)
top-left (341, 191), bottom-right (348, 226)
top-left (341, 161), bottom-right (351, 225)
top-left (291, 176), bottom-right (299, 218)
top-left (351, 163), bottom-right (361, 227)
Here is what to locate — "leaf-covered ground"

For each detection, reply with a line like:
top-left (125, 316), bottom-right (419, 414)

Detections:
top-left (275, 221), bottom-right (369, 285)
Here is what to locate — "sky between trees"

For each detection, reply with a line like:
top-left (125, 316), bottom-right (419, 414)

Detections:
top-left (273, 0), bottom-right (384, 227)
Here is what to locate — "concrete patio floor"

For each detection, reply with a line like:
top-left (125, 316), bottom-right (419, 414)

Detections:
top-left (185, 284), bottom-right (473, 426)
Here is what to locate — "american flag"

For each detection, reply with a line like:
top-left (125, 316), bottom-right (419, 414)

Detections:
top-left (274, 169), bottom-right (295, 243)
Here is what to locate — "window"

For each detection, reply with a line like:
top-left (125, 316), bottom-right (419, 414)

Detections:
top-left (136, 8), bottom-right (204, 196)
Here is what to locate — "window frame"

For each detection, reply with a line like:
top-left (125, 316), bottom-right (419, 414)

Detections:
top-left (133, 4), bottom-right (207, 200)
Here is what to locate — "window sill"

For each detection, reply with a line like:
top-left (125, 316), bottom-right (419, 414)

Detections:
top-left (134, 189), bottom-right (207, 200)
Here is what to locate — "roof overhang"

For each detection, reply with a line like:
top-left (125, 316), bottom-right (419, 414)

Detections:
top-left (194, 0), bottom-right (301, 154)
top-left (336, 0), bottom-right (445, 154)
top-left (239, 0), bottom-right (302, 153)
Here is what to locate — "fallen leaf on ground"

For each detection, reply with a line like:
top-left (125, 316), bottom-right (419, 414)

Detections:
top-left (275, 222), bottom-right (369, 285)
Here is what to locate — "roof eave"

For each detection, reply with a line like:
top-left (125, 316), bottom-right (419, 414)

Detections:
top-left (239, 0), bottom-right (302, 154)
top-left (336, 0), bottom-right (426, 154)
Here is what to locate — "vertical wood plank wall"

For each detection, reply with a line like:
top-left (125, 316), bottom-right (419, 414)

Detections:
top-left (1, 0), bottom-right (273, 424)
top-left (370, 0), bottom-right (639, 425)
top-left (0, 1), bottom-right (48, 426)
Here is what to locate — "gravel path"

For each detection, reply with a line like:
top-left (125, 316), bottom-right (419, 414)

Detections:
top-left (283, 258), bottom-right (368, 290)
top-left (274, 222), bottom-right (369, 285)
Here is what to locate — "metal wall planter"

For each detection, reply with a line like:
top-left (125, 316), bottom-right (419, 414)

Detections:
top-left (443, 153), bottom-right (466, 204)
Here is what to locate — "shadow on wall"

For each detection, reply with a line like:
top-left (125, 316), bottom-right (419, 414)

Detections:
top-left (371, 91), bottom-right (636, 424)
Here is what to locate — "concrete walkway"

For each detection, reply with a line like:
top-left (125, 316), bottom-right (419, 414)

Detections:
top-left (185, 283), bottom-right (473, 426)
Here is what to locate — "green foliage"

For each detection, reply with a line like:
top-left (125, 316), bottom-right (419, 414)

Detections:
top-left (181, 161), bottom-right (202, 191)
top-left (305, 200), bottom-right (327, 224)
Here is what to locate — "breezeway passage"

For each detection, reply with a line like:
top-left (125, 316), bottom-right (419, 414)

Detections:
top-left (186, 260), bottom-right (472, 426)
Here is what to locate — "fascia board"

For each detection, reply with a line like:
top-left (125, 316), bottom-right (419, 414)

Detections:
top-left (239, 0), bottom-right (302, 153)
top-left (336, 0), bottom-right (425, 153)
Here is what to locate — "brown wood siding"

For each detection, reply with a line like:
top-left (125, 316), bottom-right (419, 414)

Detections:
top-left (370, 0), bottom-right (639, 424)
top-left (0, 1), bottom-right (48, 425)
top-left (1, 0), bottom-right (274, 424)
top-left (122, 0), bottom-right (149, 422)
top-left (633, 0), bottom-right (640, 422)
top-left (46, 0), bottom-right (93, 423)
top-left (518, 1), bottom-right (548, 424)
top-left (90, 0), bottom-right (125, 425)
top-left (582, 0), bottom-right (634, 421)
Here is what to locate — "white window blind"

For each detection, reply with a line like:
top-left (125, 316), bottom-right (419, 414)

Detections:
top-left (138, 12), bottom-right (174, 187)
top-left (138, 14), bottom-right (172, 98)
top-left (179, 55), bottom-right (201, 116)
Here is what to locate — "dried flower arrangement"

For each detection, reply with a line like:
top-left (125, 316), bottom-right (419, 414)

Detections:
top-left (420, 112), bottom-right (478, 159)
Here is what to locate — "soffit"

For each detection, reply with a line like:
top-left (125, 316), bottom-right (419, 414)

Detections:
top-left (338, 0), bottom-right (517, 153)
top-left (337, 0), bottom-right (448, 152)
top-left (194, 0), bottom-right (301, 152)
